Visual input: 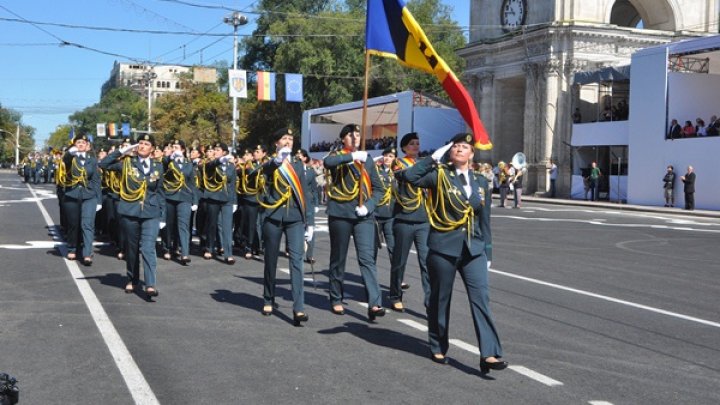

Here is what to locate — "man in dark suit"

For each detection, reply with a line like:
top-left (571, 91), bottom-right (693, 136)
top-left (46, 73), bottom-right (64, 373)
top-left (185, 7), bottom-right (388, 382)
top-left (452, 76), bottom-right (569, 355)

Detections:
top-left (99, 134), bottom-right (165, 299)
top-left (324, 124), bottom-right (386, 321)
top-left (397, 133), bottom-right (507, 374)
top-left (255, 128), bottom-right (314, 325)
top-left (681, 165), bottom-right (696, 210)
top-left (58, 134), bottom-right (102, 265)
top-left (667, 119), bottom-right (681, 140)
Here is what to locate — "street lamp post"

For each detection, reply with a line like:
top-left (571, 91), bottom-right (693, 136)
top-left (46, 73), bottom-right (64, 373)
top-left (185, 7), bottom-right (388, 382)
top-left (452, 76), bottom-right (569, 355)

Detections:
top-left (224, 11), bottom-right (248, 152)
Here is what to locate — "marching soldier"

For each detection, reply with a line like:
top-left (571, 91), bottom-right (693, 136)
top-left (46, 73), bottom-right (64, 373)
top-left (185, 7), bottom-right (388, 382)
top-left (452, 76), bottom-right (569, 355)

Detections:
top-left (99, 135), bottom-right (165, 299)
top-left (374, 146), bottom-right (396, 264)
top-left (200, 142), bottom-right (237, 264)
top-left (57, 134), bottom-right (101, 265)
top-left (323, 124), bottom-right (385, 321)
top-left (162, 139), bottom-right (198, 265)
top-left (389, 132), bottom-right (430, 312)
top-left (239, 145), bottom-right (267, 259)
top-left (255, 128), bottom-right (314, 325)
top-left (233, 148), bottom-right (253, 251)
top-left (397, 133), bottom-right (507, 373)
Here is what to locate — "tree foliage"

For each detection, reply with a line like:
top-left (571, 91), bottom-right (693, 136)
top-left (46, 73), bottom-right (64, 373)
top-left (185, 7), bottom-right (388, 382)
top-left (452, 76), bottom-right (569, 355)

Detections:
top-left (0, 104), bottom-right (36, 164)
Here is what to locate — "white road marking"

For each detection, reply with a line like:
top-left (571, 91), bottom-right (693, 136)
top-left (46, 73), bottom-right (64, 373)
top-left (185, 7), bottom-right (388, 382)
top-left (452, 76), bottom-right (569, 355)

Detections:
top-left (509, 366), bottom-right (564, 387)
top-left (490, 268), bottom-right (720, 328)
top-left (495, 215), bottom-right (720, 233)
top-left (398, 318), bottom-right (563, 387)
top-left (26, 184), bottom-right (160, 405)
top-left (588, 401), bottom-right (614, 405)
top-left (0, 241), bottom-right (109, 250)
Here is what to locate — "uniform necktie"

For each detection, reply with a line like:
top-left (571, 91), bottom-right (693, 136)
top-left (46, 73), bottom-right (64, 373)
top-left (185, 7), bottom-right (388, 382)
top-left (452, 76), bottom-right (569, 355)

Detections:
top-left (142, 159), bottom-right (149, 174)
top-left (460, 173), bottom-right (468, 186)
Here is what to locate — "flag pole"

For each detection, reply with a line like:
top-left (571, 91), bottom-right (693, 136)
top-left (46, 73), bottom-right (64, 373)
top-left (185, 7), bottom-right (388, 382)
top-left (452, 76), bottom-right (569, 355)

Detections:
top-left (359, 50), bottom-right (371, 207)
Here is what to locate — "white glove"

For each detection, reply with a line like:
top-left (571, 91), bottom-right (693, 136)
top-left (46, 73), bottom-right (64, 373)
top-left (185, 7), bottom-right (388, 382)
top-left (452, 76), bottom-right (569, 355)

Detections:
top-left (314, 206), bottom-right (319, 213)
top-left (355, 205), bottom-right (369, 217)
top-left (487, 261), bottom-right (492, 270)
top-left (159, 221), bottom-right (166, 229)
top-left (171, 151), bottom-right (183, 159)
top-left (431, 142), bottom-right (453, 162)
top-left (305, 226), bottom-right (314, 242)
top-left (67, 146), bottom-right (78, 156)
top-left (119, 143), bottom-right (139, 155)
top-left (96, 204), bottom-right (102, 212)
top-left (233, 204), bottom-right (238, 213)
top-left (191, 204), bottom-right (198, 212)
top-left (509, 183), bottom-right (515, 191)
top-left (373, 155), bottom-right (383, 162)
top-left (351, 151), bottom-right (368, 162)
top-left (274, 147), bottom-right (292, 164)
top-left (220, 155), bottom-right (231, 164)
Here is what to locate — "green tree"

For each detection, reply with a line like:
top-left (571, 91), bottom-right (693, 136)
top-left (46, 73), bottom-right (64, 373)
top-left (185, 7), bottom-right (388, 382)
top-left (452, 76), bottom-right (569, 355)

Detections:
top-left (0, 104), bottom-right (36, 164)
top-left (46, 125), bottom-right (73, 151)
top-left (69, 87), bottom-right (146, 150)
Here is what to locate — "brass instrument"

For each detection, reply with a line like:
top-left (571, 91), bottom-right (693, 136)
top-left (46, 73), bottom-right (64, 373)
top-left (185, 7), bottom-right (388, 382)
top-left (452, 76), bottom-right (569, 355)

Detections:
top-left (509, 152), bottom-right (527, 187)
top-left (498, 161), bottom-right (507, 184)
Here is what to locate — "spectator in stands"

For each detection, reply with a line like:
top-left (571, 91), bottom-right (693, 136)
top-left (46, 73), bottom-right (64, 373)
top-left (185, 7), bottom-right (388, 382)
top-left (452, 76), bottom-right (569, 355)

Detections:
top-left (706, 115), bottom-right (719, 136)
top-left (682, 120), bottom-right (696, 137)
top-left (695, 118), bottom-right (707, 137)
top-left (667, 119), bottom-right (681, 140)
top-left (617, 100), bottom-right (629, 120)
top-left (572, 108), bottom-right (582, 123)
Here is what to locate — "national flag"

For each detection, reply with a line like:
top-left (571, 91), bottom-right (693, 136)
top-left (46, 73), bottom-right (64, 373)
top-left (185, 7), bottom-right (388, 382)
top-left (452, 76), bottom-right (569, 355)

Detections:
top-left (257, 71), bottom-right (276, 101)
top-left (285, 73), bottom-right (303, 102)
top-left (108, 123), bottom-right (117, 138)
top-left (365, 0), bottom-right (492, 150)
top-left (68, 126), bottom-right (75, 140)
top-left (96, 123), bottom-right (106, 138)
top-left (121, 122), bottom-right (131, 137)
top-left (228, 69), bottom-right (248, 98)
top-left (88, 135), bottom-right (94, 143)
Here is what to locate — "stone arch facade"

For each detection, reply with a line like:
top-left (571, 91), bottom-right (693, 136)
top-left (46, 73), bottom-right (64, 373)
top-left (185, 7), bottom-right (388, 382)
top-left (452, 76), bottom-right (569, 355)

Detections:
top-left (604, 0), bottom-right (680, 31)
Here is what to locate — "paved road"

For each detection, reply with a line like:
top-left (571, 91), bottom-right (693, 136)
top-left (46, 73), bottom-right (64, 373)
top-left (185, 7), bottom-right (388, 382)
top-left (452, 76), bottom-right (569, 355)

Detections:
top-left (1, 171), bottom-right (719, 404)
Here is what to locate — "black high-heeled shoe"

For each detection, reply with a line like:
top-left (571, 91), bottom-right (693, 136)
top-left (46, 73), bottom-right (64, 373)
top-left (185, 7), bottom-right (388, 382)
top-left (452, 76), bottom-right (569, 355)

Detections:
top-left (293, 312), bottom-right (309, 327)
top-left (180, 256), bottom-right (191, 265)
top-left (145, 288), bottom-right (159, 298)
top-left (261, 305), bottom-right (273, 316)
top-left (124, 283), bottom-right (134, 294)
top-left (480, 357), bottom-right (508, 374)
top-left (430, 354), bottom-right (449, 365)
top-left (368, 306), bottom-right (386, 321)
top-left (330, 305), bottom-right (345, 315)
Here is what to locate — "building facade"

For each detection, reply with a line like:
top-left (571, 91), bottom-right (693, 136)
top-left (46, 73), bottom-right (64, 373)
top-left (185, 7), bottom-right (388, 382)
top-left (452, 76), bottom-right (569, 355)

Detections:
top-left (460, 0), bottom-right (719, 196)
top-left (101, 61), bottom-right (217, 100)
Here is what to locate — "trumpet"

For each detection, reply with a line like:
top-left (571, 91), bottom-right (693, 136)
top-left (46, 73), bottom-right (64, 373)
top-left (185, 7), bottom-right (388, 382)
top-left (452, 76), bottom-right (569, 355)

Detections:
top-left (509, 152), bottom-right (527, 189)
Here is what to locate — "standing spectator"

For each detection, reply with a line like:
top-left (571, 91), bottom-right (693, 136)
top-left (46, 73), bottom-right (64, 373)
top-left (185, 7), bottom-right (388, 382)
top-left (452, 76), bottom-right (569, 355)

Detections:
top-left (662, 165), bottom-right (675, 207)
top-left (682, 121), bottom-right (696, 137)
top-left (511, 163), bottom-right (525, 208)
top-left (695, 118), bottom-right (707, 137)
top-left (667, 119), bottom-right (681, 140)
top-left (589, 161), bottom-right (602, 201)
top-left (548, 159), bottom-right (558, 198)
top-left (681, 166), bottom-right (696, 210)
top-left (706, 115), bottom-right (719, 136)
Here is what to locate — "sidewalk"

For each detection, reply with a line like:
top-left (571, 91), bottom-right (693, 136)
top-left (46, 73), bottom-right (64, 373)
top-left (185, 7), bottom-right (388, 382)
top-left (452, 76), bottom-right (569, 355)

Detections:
top-left (494, 194), bottom-right (720, 219)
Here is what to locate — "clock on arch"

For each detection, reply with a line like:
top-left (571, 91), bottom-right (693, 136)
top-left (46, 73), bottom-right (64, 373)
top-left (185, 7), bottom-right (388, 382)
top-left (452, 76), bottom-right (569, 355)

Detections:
top-left (501, 0), bottom-right (526, 31)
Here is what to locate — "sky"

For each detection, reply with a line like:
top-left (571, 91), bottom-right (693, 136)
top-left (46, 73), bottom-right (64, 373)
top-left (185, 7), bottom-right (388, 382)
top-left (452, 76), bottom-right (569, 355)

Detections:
top-left (0, 0), bottom-right (469, 146)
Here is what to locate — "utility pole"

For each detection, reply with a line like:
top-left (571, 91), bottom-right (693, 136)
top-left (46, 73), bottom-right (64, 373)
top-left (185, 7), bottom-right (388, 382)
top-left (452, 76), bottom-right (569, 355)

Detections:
top-left (15, 125), bottom-right (19, 167)
top-left (146, 68), bottom-right (157, 134)
top-left (224, 11), bottom-right (248, 153)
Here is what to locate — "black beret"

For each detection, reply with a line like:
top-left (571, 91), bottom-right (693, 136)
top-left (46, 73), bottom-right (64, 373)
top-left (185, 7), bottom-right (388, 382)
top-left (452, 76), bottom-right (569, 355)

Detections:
top-left (139, 133), bottom-right (156, 146)
top-left (400, 132), bottom-right (418, 148)
top-left (172, 139), bottom-right (186, 149)
top-left (296, 148), bottom-right (309, 160)
top-left (382, 147), bottom-right (397, 156)
top-left (339, 124), bottom-right (360, 139)
top-left (254, 144), bottom-right (267, 153)
top-left (272, 127), bottom-right (293, 142)
top-left (242, 148), bottom-right (253, 155)
top-left (72, 133), bottom-right (89, 144)
top-left (450, 133), bottom-right (474, 145)
top-left (214, 142), bottom-right (229, 152)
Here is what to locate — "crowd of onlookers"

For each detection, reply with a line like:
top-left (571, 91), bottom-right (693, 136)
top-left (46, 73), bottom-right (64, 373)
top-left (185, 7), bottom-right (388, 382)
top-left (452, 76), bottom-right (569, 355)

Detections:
top-left (667, 115), bottom-right (720, 139)
top-left (572, 100), bottom-right (629, 124)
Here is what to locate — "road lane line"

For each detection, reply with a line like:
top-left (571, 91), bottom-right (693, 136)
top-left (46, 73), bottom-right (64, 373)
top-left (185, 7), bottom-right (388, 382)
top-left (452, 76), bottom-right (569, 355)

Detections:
top-left (509, 366), bottom-right (564, 387)
top-left (278, 267), bottom-right (316, 282)
top-left (490, 268), bottom-right (720, 328)
top-left (27, 184), bottom-right (160, 405)
top-left (449, 339), bottom-right (480, 355)
top-left (588, 401), bottom-right (614, 405)
top-left (398, 318), bottom-right (427, 332)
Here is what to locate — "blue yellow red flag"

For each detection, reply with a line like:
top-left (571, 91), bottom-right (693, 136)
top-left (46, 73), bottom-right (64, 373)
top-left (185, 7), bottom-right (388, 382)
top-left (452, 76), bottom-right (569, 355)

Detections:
top-left (257, 71), bottom-right (276, 101)
top-left (365, 0), bottom-right (492, 150)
